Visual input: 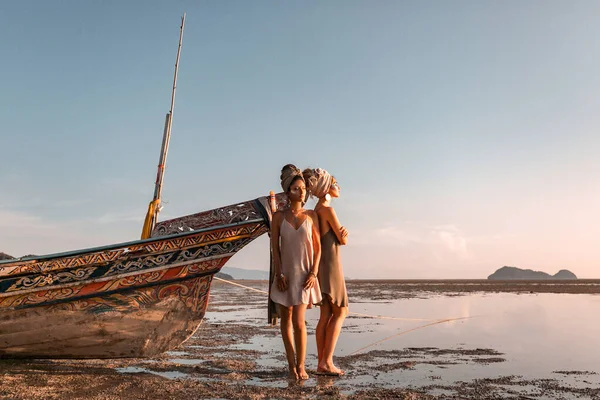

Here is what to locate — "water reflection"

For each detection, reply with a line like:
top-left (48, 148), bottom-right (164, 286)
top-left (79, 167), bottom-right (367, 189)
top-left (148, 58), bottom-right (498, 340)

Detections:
top-left (204, 291), bottom-right (600, 391)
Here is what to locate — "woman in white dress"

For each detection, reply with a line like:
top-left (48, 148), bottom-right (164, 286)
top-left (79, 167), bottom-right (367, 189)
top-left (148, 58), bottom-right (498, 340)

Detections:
top-left (270, 164), bottom-right (322, 380)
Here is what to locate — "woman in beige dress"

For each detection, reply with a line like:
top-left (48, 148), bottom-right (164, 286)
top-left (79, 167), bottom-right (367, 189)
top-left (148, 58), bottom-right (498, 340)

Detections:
top-left (270, 164), bottom-right (322, 380)
top-left (304, 168), bottom-right (348, 376)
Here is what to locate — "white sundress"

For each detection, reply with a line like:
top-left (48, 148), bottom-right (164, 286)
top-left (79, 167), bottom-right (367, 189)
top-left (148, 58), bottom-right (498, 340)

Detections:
top-left (270, 217), bottom-right (322, 307)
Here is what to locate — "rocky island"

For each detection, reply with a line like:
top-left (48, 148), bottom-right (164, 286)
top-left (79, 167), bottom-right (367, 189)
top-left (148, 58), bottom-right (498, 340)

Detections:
top-left (488, 266), bottom-right (577, 280)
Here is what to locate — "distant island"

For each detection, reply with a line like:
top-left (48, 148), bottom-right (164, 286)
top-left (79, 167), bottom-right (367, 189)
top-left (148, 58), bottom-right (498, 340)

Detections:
top-left (215, 272), bottom-right (234, 280)
top-left (220, 267), bottom-right (269, 280)
top-left (0, 252), bottom-right (40, 261)
top-left (488, 266), bottom-right (577, 280)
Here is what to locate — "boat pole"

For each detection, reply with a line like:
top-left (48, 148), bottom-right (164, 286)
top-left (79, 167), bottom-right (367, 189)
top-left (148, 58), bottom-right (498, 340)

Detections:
top-left (142, 13), bottom-right (186, 239)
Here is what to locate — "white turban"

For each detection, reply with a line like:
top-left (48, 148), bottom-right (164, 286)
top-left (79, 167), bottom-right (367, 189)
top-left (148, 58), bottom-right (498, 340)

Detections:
top-left (306, 168), bottom-right (333, 198)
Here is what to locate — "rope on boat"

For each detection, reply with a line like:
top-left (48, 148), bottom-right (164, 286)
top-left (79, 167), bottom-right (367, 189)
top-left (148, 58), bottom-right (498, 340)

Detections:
top-left (349, 311), bottom-right (431, 322)
top-left (348, 316), bottom-right (477, 355)
top-left (212, 276), bottom-right (434, 322)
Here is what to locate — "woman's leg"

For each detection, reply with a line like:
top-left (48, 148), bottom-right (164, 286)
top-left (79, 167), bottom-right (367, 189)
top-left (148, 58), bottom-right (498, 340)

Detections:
top-left (278, 305), bottom-right (298, 379)
top-left (291, 303), bottom-right (309, 380)
top-left (318, 301), bottom-right (348, 374)
top-left (316, 297), bottom-right (333, 367)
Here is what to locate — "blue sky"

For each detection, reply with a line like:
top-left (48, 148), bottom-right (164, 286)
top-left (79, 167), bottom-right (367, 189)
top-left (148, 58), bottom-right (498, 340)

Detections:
top-left (1, 1), bottom-right (599, 278)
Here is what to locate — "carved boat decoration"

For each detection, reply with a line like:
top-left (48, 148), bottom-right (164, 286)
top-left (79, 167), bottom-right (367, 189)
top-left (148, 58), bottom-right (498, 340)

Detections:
top-left (0, 196), bottom-right (285, 358)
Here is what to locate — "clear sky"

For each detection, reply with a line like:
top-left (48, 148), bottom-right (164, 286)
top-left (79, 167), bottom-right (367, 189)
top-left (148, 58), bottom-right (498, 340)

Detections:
top-left (1, 1), bottom-right (599, 279)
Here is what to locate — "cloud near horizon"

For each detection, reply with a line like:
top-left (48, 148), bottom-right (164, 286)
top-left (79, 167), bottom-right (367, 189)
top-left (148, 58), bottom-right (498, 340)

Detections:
top-left (355, 223), bottom-right (471, 259)
top-left (0, 209), bottom-right (142, 258)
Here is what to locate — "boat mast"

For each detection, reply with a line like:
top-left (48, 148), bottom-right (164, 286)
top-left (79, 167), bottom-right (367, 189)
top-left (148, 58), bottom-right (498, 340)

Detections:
top-left (141, 14), bottom-right (186, 239)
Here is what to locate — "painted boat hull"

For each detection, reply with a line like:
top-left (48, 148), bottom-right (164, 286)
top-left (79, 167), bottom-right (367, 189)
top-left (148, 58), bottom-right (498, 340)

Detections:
top-left (0, 197), bottom-right (276, 358)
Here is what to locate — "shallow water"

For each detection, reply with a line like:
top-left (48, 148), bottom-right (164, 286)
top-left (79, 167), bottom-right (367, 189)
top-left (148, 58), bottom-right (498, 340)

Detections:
top-left (343, 293), bottom-right (600, 372)
top-left (108, 282), bottom-right (600, 398)
top-left (116, 366), bottom-right (189, 380)
top-left (202, 284), bottom-right (600, 397)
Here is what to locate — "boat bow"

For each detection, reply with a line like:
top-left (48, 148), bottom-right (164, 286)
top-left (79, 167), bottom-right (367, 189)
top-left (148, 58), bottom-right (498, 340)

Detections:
top-left (0, 196), bottom-right (277, 358)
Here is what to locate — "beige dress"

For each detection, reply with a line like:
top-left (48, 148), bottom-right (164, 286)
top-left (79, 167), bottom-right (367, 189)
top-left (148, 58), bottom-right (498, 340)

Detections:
top-left (319, 230), bottom-right (348, 307)
top-left (270, 217), bottom-right (322, 307)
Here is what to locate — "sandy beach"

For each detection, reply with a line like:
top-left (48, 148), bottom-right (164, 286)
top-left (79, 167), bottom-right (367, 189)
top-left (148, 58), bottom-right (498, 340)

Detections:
top-left (2, 280), bottom-right (599, 399)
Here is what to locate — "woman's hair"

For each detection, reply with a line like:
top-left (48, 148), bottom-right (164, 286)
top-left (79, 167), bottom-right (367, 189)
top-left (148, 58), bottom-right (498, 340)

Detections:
top-left (280, 164), bottom-right (304, 193)
top-left (303, 167), bottom-right (333, 199)
top-left (302, 168), bottom-right (317, 200)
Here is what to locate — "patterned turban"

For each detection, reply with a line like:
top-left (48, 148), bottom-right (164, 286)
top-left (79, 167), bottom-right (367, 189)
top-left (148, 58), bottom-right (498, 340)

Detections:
top-left (280, 164), bottom-right (303, 192)
top-left (307, 168), bottom-right (333, 198)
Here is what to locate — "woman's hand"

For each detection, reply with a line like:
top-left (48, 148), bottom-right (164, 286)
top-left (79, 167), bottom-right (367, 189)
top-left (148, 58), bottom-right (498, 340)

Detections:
top-left (277, 274), bottom-right (288, 292)
top-left (303, 272), bottom-right (317, 290)
top-left (340, 226), bottom-right (349, 238)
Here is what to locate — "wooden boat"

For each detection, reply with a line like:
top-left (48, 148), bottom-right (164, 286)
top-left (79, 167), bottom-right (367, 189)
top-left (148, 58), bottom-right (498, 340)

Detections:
top-left (0, 196), bottom-right (286, 359)
top-left (0, 16), bottom-right (287, 359)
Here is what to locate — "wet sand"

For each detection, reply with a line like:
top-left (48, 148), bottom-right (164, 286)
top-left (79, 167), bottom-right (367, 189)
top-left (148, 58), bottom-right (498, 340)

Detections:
top-left (1, 279), bottom-right (599, 399)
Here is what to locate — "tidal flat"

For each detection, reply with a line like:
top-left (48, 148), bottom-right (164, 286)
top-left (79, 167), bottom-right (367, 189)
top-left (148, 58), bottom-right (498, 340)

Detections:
top-left (1, 279), bottom-right (599, 399)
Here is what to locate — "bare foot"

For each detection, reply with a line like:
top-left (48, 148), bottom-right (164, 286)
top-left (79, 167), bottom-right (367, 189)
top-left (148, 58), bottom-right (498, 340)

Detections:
top-left (317, 362), bottom-right (345, 376)
top-left (296, 365), bottom-right (309, 380)
top-left (288, 366), bottom-right (298, 380)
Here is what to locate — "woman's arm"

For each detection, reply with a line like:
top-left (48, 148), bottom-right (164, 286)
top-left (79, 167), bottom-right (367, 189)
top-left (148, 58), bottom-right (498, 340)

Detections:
top-left (323, 207), bottom-right (348, 245)
top-left (271, 212), bottom-right (287, 291)
top-left (310, 211), bottom-right (321, 275)
top-left (304, 211), bottom-right (320, 290)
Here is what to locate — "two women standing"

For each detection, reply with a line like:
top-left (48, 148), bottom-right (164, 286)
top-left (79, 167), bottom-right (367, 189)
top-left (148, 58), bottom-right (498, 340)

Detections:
top-left (270, 164), bottom-right (348, 380)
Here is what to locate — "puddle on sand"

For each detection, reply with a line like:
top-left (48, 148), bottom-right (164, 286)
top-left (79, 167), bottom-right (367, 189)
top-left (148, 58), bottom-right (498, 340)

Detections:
top-left (116, 366), bottom-right (188, 380)
top-left (168, 358), bottom-right (205, 365)
top-left (165, 351), bottom-right (189, 357)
